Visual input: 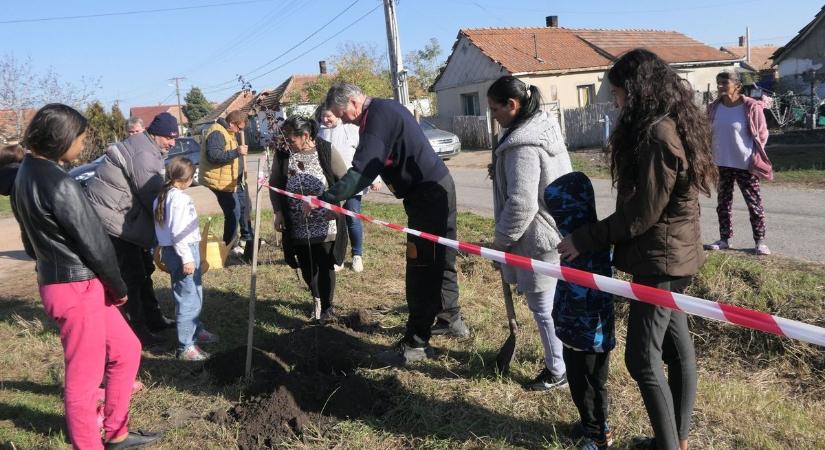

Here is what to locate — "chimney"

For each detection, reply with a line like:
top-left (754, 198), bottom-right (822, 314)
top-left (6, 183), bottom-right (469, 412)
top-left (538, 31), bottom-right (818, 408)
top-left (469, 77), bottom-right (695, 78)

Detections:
top-left (738, 36), bottom-right (745, 47)
top-left (319, 60), bottom-right (328, 74)
top-left (546, 16), bottom-right (558, 28)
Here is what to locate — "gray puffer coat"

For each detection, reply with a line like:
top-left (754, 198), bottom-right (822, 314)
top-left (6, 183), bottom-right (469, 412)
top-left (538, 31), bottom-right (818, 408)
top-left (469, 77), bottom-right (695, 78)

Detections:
top-left (84, 131), bottom-right (165, 248)
top-left (493, 111), bottom-right (572, 293)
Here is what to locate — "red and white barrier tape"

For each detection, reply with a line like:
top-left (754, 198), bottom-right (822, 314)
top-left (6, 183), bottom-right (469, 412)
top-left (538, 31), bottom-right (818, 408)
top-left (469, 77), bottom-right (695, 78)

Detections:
top-left (262, 182), bottom-right (825, 348)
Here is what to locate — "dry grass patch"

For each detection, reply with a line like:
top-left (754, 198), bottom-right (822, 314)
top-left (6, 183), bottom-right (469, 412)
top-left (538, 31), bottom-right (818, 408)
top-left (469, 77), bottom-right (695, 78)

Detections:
top-left (1, 203), bottom-right (824, 449)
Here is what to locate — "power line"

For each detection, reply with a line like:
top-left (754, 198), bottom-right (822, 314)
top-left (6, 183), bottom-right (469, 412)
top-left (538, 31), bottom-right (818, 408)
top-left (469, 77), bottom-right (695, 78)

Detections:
top-left (179, 0), bottom-right (307, 79)
top-left (200, 0), bottom-right (362, 91)
top-left (0, 0), bottom-right (275, 25)
top-left (202, 3), bottom-right (382, 96)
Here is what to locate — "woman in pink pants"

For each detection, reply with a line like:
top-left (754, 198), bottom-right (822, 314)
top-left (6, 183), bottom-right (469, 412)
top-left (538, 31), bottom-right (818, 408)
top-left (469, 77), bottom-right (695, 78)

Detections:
top-left (12, 104), bottom-right (160, 450)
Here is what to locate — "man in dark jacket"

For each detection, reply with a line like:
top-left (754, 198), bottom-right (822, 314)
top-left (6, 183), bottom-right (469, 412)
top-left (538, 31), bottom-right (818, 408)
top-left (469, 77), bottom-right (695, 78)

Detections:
top-left (308, 82), bottom-right (467, 365)
top-left (84, 113), bottom-right (178, 344)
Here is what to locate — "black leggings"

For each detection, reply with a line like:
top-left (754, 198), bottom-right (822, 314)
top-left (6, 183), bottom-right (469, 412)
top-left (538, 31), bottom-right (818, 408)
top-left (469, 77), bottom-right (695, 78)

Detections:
top-left (626, 275), bottom-right (697, 450)
top-left (293, 241), bottom-right (336, 311)
top-left (564, 347), bottom-right (610, 437)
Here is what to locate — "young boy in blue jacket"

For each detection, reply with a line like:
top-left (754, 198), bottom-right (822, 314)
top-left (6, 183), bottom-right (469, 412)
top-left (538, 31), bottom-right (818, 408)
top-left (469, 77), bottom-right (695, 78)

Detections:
top-left (545, 171), bottom-right (615, 450)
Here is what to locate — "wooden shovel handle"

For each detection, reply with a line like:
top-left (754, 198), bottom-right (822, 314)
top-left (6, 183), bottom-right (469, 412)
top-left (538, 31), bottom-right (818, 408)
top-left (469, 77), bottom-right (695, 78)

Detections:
top-left (501, 276), bottom-right (518, 334)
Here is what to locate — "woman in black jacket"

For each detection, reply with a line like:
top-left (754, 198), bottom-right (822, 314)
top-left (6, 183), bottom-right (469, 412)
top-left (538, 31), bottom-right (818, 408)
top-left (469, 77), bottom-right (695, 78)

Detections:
top-left (269, 116), bottom-right (348, 323)
top-left (13, 104), bottom-right (160, 450)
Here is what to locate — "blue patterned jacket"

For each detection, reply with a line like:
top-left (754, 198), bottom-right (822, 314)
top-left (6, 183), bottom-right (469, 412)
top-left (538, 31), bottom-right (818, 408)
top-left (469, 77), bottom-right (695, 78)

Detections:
top-left (545, 172), bottom-right (615, 352)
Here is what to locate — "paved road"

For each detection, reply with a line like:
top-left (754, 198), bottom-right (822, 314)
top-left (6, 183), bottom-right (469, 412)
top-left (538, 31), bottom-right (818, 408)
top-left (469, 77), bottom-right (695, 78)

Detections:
top-left (415, 167), bottom-right (825, 263)
top-left (2, 153), bottom-right (824, 285)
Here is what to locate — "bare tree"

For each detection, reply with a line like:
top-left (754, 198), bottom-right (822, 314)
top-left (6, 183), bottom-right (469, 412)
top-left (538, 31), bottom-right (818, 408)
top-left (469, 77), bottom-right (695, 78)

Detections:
top-left (0, 53), bottom-right (37, 139)
top-left (0, 53), bottom-right (99, 141)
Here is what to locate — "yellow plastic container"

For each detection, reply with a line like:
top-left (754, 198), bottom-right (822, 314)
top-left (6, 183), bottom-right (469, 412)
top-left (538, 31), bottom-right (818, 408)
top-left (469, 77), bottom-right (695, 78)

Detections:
top-left (154, 218), bottom-right (226, 273)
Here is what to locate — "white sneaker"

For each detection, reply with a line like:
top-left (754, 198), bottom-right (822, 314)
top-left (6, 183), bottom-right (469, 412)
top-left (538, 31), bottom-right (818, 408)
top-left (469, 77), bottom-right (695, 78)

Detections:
top-left (334, 264), bottom-right (344, 272)
top-left (231, 245), bottom-right (245, 256)
top-left (351, 255), bottom-right (363, 273)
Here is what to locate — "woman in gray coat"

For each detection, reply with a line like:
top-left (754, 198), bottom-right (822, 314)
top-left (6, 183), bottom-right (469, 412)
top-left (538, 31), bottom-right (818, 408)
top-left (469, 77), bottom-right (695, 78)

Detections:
top-left (488, 76), bottom-right (573, 391)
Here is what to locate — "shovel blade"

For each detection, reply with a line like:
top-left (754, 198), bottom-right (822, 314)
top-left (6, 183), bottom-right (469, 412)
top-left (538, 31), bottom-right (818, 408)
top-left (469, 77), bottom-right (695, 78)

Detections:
top-left (494, 332), bottom-right (517, 375)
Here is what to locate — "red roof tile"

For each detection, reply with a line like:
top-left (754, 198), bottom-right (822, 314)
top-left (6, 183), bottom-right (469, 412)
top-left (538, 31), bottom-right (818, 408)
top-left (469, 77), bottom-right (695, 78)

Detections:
top-left (721, 45), bottom-right (779, 71)
top-left (194, 91), bottom-right (256, 125)
top-left (129, 105), bottom-right (183, 127)
top-left (257, 73), bottom-right (334, 111)
top-left (570, 29), bottom-right (740, 64)
top-left (460, 27), bottom-right (612, 74)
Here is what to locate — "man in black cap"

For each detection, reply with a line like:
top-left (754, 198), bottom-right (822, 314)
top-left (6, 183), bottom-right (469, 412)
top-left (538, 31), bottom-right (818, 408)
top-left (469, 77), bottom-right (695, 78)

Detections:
top-left (85, 112), bottom-right (179, 345)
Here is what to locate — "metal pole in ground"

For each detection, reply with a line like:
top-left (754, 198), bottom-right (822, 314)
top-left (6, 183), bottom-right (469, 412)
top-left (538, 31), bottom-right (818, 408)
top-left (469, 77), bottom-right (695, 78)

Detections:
top-left (245, 159), bottom-right (264, 378)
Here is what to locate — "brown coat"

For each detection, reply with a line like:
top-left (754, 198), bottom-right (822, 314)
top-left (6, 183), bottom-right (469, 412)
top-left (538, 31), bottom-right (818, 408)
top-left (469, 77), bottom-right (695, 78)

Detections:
top-left (571, 118), bottom-right (704, 277)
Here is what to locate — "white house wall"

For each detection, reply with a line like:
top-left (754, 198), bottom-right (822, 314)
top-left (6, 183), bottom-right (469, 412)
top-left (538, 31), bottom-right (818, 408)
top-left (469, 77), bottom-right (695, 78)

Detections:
top-left (519, 71), bottom-right (610, 110)
top-left (434, 36), bottom-right (510, 91)
top-left (775, 18), bottom-right (825, 96)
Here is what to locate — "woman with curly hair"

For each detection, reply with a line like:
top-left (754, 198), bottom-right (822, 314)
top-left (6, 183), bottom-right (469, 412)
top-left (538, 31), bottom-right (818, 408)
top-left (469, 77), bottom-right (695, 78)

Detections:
top-left (557, 49), bottom-right (718, 450)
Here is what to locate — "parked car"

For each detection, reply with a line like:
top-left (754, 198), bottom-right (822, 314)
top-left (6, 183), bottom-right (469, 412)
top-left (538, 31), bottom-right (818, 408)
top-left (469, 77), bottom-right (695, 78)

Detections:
top-left (420, 119), bottom-right (461, 160)
top-left (69, 137), bottom-right (201, 187)
top-left (165, 137), bottom-right (200, 185)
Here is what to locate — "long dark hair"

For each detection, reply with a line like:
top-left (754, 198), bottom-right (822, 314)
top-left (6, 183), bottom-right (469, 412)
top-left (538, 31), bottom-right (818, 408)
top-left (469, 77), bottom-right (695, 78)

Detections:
top-left (154, 157), bottom-right (195, 224)
top-left (23, 104), bottom-right (87, 161)
top-left (487, 75), bottom-right (543, 133)
top-left (606, 49), bottom-right (717, 197)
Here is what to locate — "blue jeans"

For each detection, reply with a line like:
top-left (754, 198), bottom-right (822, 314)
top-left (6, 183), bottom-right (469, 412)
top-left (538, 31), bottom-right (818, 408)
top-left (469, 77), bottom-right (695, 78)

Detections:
top-left (344, 195), bottom-right (363, 256)
top-left (161, 243), bottom-right (203, 351)
top-left (212, 186), bottom-right (253, 245)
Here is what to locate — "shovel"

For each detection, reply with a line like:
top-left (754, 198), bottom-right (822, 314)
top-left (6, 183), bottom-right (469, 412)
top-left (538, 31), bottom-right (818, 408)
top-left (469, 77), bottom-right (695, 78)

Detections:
top-left (494, 273), bottom-right (519, 375)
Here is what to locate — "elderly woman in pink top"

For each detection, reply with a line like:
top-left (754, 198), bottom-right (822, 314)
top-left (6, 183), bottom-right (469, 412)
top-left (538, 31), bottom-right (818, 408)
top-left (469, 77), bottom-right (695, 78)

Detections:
top-left (704, 69), bottom-right (773, 256)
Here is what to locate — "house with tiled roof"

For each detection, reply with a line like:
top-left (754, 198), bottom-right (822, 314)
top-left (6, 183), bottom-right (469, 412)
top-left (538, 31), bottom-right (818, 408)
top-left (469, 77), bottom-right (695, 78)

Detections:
top-left (192, 91), bottom-right (257, 129)
top-left (771, 5), bottom-right (825, 97)
top-left (721, 39), bottom-right (779, 89)
top-left (432, 19), bottom-right (741, 134)
top-left (129, 104), bottom-right (185, 134)
top-left (256, 73), bottom-right (334, 117)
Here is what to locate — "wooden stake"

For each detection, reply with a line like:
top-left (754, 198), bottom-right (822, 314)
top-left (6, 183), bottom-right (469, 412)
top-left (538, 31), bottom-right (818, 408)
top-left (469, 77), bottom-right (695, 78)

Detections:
top-left (245, 159), bottom-right (263, 379)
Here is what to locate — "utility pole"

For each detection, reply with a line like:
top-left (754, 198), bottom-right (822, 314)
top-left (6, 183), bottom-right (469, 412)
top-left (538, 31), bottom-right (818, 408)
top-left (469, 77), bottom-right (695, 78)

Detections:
top-left (383, 0), bottom-right (409, 106)
top-left (745, 27), bottom-right (751, 64)
top-left (169, 76), bottom-right (186, 134)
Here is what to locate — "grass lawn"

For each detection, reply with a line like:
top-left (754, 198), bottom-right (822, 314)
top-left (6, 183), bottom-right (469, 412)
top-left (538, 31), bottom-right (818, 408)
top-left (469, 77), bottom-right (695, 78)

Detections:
top-left (1, 203), bottom-right (824, 449)
top-left (0, 196), bottom-right (10, 218)
top-left (766, 143), bottom-right (825, 188)
top-left (570, 143), bottom-right (825, 189)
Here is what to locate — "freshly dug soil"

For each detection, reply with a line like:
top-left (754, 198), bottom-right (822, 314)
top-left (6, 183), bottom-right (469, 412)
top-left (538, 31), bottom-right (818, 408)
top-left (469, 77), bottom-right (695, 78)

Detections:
top-left (207, 324), bottom-right (398, 448)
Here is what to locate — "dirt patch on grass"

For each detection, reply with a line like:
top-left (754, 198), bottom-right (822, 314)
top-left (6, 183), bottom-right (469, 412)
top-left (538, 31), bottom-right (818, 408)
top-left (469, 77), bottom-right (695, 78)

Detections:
top-left (207, 325), bottom-right (397, 448)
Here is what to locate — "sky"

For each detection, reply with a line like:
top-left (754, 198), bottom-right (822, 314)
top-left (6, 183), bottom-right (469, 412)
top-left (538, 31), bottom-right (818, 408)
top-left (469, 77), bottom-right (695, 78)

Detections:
top-left (0, 0), bottom-right (821, 113)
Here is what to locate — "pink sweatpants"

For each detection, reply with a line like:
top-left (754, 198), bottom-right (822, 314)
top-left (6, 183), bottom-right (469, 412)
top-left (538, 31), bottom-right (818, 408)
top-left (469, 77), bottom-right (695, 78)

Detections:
top-left (40, 278), bottom-right (142, 450)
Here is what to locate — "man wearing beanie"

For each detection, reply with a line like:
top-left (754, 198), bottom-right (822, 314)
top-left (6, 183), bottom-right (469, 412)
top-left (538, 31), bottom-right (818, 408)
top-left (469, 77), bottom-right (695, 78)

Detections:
top-left (199, 109), bottom-right (253, 260)
top-left (85, 112), bottom-right (179, 346)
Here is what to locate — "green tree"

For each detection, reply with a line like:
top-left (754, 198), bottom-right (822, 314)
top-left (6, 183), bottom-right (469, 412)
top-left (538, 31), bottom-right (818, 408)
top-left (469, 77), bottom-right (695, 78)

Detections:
top-left (405, 38), bottom-right (443, 114)
top-left (110, 102), bottom-right (126, 142)
top-left (182, 87), bottom-right (213, 126)
top-left (301, 43), bottom-right (393, 107)
top-left (405, 38), bottom-right (443, 98)
top-left (82, 101), bottom-right (114, 163)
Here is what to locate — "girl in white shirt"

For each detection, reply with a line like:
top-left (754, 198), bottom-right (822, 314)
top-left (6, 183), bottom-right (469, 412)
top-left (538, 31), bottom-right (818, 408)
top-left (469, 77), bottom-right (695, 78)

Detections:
top-left (153, 157), bottom-right (218, 361)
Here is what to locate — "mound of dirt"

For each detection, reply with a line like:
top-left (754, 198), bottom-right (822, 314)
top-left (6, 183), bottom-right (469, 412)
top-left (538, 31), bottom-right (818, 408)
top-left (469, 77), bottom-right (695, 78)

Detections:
top-left (207, 324), bottom-right (399, 447)
top-left (215, 386), bottom-right (323, 449)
